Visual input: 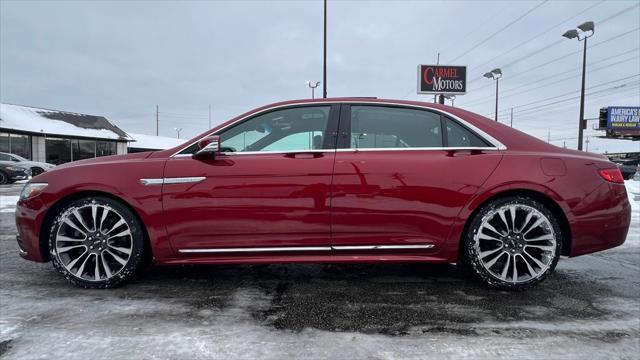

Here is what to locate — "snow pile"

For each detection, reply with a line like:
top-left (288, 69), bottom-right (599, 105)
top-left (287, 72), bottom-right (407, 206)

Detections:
top-left (0, 103), bottom-right (128, 140)
top-left (128, 132), bottom-right (186, 150)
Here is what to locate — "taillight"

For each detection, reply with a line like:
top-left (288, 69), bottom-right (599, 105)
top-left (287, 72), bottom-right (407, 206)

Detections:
top-left (598, 168), bottom-right (624, 183)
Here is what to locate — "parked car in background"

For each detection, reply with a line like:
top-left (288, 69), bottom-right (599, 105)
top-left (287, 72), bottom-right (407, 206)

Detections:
top-left (0, 152), bottom-right (55, 176)
top-left (0, 161), bottom-right (30, 184)
top-left (15, 98), bottom-right (631, 291)
top-left (617, 163), bottom-right (637, 180)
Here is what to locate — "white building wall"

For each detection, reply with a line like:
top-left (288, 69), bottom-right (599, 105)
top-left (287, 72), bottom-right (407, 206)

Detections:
top-left (116, 142), bottom-right (127, 155)
top-left (31, 136), bottom-right (46, 162)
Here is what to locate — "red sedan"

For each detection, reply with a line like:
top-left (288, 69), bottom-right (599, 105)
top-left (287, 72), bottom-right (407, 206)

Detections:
top-left (15, 98), bottom-right (631, 290)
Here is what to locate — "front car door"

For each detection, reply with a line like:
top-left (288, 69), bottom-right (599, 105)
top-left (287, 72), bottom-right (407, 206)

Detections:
top-left (162, 104), bottom-right (339, 254)
top-left (330, 104), bottom-right (503, 255)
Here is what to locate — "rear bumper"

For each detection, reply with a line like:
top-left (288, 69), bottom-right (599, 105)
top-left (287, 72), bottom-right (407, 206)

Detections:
top-left (568, 182), bottom-right (631, 257)
top-left (15, 197), bottom-right (48, 262)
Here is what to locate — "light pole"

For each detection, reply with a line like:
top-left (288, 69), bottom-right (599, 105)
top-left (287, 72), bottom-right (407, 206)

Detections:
top-left (563, 21), bottom-right (594, 151)
top-left (483, 68), bottom-right (502, 121)
top-left (306, 81), bottom-right (321, 99)
top-left (323, 0), bottom-right (327, 98)
top-left (174, 127), bottom-right (183, 138)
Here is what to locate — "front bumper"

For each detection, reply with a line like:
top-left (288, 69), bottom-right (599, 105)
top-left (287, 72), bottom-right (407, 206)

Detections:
top-left (15, 196), bottom-right (48, 262)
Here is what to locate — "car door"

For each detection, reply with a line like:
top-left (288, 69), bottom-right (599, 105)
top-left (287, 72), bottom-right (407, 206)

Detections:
top-left (330, 104), bottom-right (503, 252)
top-left (162, 104), bottom-right (339, 253)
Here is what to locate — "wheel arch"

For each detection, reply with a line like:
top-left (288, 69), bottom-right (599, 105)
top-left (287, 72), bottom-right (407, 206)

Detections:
top-left (38, 190), bottom-right (152, 262)
top-left (459, 188), bottom-right (572, 259)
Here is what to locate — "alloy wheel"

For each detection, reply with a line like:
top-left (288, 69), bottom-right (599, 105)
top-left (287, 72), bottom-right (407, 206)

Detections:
top-left (474, 204), bottom-right (557, 284)
top-left (54, 201), bottom-right (133, 282)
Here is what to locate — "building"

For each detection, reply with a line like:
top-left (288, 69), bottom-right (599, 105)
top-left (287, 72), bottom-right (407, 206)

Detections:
top-left (0, 103), bottom-right (187, 164)
top-left (0, 103), bottom-right (130, 164)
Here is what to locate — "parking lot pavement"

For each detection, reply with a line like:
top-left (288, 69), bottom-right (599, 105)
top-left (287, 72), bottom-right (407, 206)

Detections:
top-left (1, 182), bottom-right (638, 359)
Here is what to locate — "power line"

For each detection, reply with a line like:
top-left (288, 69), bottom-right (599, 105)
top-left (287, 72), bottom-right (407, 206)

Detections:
top-left (448, 1), bottom-right (549, 63)
top-left (484, 75), bottom-right (640, 116)
top-left (470, 0), bottom-right (606, 72)
top-left (491, 80), bottom-right (640, 118)
top-left (466, 26), bottom-right (640, 91)
top-left (462, 50), bottom-right (640, 107)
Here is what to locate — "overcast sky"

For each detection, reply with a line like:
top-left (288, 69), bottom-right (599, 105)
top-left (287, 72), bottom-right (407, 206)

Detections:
top-left (1, 0), bottom-right (639, 152)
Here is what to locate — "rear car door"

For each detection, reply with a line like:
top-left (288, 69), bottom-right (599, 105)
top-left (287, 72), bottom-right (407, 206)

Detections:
top-left (162, 104), bottom-right (339, 253)
top-left (330, 104), bottom-right (503, 253)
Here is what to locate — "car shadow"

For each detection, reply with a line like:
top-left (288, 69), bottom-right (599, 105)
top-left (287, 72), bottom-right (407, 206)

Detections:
top-left (132, 262), bottom-right (616, 335)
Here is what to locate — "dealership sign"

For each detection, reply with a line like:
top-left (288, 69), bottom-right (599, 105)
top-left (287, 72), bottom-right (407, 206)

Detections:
top-left (607, 106), bottom-right (640, 130)
top-left (417, 65), bottom-right (467, 95)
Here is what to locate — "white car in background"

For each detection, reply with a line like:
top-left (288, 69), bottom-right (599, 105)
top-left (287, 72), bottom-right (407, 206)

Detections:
top-left (0, 152), bottom-right (55, 176)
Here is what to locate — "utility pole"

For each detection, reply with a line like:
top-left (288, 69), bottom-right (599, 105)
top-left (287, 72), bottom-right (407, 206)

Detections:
top-left (322, 0), bottom-right (327, 98)
top-left (208, 104), bottom-right (212, 129)
top-left (174, 127), bottom-right (183, 139)
top-left (510, 108), bottom-right (513, 127)
top-left (156, 105), bottom-right (159, 136)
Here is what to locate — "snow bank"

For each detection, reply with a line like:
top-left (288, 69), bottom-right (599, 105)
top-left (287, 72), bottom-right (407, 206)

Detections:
top-left (0, 103), bottom-right (128, 140)
top-left (128, 132), bottom-right (186, 150)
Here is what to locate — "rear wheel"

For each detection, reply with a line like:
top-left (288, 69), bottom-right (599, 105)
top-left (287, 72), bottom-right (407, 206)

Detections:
top-left (49, 196), bottom-right (146, 288)
top-left (0, 171), bottom-right (7, 185)
top-left (463, 196), bottom-right (562, 291)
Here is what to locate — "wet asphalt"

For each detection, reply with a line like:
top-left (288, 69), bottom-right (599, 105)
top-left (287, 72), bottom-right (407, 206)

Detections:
top-left (0, 183), bottom-right (638, 359)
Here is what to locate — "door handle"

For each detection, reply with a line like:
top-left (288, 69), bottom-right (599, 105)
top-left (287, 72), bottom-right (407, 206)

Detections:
top-left (284, 152), bottom-right (324, 159)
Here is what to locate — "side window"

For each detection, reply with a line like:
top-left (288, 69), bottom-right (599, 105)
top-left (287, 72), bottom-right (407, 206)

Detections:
top-left (444, 118), bottom-right (490, 147)
top-left (350, 106), bottom-right (442, 148)
top-left (177, 106), bottom-right (331, 155)
top-left (0, 154), bottom-right (10, 161)
top-left (220, 106), bottom-right (330, 152)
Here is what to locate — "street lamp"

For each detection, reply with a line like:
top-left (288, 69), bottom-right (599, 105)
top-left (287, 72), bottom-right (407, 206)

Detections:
top-left (563, 21), bottom-right (595, 151)
top-left (306, 81), bottom-right (321, 99)
top-left (483, 68), bottom-right (502, 121)
top-left (174, 127), bottom-right (183, 138)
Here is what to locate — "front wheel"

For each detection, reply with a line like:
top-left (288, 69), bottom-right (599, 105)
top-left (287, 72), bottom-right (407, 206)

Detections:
top-left (463, 196), bottom-right (562, 291)
top-left (49, 196), bottom-right (146, 288)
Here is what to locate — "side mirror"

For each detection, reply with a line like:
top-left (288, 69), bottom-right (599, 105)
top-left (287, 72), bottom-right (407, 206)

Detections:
top-left (193, 135), bottom-right (221, 159)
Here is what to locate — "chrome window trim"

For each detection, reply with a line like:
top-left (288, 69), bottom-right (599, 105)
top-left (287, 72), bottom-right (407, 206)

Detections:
top-left (178, 244), bottom-right (435, 253)
top-left (170, 101), bottom-right (507, 157)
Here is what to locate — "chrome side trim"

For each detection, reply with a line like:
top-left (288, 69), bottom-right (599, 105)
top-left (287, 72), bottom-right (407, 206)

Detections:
top-left (179, 246), bottom-right (333, 253)
top-left (170, 101), bottom-right (507, 157)
top-left (178, 244), bottom-right (435, 253)
top-left (164, 176), bottom-right (206, 184)
top-left (332, 245), bottom-right (435, 250)
top-left (139, 177), bottom-right (206, 186)
top-left (139, 178), bottom-right (164, 185)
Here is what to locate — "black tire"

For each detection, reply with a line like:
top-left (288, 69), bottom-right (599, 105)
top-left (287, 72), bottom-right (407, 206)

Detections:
top-left (463, 196), bottom-right (562, 291)
top-left (0, 171), bottom-right (7, 185)
top-left (49, 196), bottom-right (146, 288)
top-left (31, 167), bottom-right (45, 176)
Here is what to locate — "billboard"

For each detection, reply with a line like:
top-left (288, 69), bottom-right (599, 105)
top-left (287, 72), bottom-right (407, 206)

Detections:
top-left (417, 65), bottom-right (467, 95)
top-left (607, 106), bottom-right (640, 130)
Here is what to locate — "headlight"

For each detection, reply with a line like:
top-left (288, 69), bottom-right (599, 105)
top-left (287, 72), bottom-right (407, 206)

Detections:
top-left (20, 183), bottom-right (48, 200)
top-left (6, 166), bottom-right (23, 171)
